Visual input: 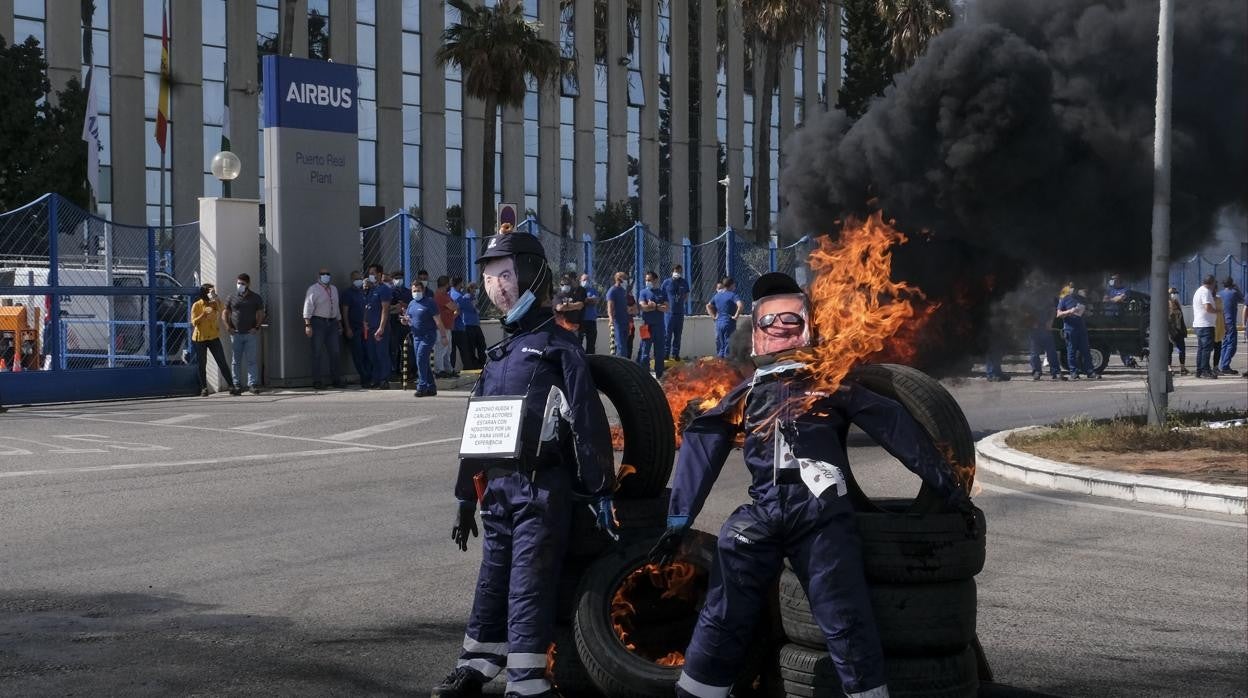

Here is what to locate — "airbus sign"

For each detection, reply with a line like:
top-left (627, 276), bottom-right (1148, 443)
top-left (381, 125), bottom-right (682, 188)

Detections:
top-left (285, 82), bottom-right (354, 109)
top-left (262, 55), bottom-right (358, 134)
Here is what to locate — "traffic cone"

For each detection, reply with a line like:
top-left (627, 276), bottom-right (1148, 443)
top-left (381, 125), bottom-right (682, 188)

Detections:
top-left (11, 359), bottom-right (21, 372)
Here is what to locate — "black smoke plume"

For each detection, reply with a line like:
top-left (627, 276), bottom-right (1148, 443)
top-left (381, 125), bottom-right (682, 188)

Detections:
top-left (778, 0), bottom-right (1245, 370)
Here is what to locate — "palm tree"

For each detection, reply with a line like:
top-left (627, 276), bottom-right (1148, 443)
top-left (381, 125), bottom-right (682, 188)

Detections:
top-left (438, 0), bottom-right (562, 234)
top-left (876, 0), bottom-right (953, 69)
top-left (740, 0), bottom-right (826, 241)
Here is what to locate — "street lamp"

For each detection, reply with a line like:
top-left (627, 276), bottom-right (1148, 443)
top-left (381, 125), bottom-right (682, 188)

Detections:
top-left (211, 150), bottom-right (242, 198)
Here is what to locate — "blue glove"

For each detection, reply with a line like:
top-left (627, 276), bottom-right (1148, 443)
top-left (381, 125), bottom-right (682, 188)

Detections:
top-left (592, 496), bottom-right (619, 541)
top-left (648, 515), bottom-right (690, 566)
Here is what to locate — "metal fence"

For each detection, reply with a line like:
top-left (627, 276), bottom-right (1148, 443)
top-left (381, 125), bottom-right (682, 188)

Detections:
top-left (0, 194), bottom-right (199, 402)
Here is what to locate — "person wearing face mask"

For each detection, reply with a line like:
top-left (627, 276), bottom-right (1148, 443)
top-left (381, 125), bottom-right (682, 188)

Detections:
top-left (433, 225), bottom-right (616, 698)
top-left (651, 273), bottom-right (976, 698)
top-left (605, 271), bottom-right (631, 359)
top-left (340, 271), bottom-right (372, 387)
top-left (707, 277), bottom-right (745, 358)
top-left (401, 280), bottom-right (441, 397)
top-left (433, 275), bottom-right (460, 378)
top-left (579, 273), bottom-right (599, 354)
top-left (223, 272), bottom-right (265, 394)
top-left (388, 269), bottom-right (413, 377)
top-left (303, 267), bottom-right (344, 390)
top-left (637, 270), bottom-right (670, 378)
top-left (553, 273), bottom-right (585, 332)
top-left (191, 283), bottom-right (239, 396)
top-left (363, 264), bottom-right (393, 389)
top-left (661, 264), bottom-right (690, 361)
top-left (462, 281), bottom-right (488, 370)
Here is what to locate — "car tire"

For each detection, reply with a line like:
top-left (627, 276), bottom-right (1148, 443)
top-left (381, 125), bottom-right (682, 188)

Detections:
top-left (565, 491), bottom-right (670, 560)
top-left (853, 498), bottom-right (986, 584)
top-left (777, 568), bottom-right (977, 655)
top-left (551, 623), bottom-right (597, 696)
top-left (777, 642), bottom-right (979, 698)
top-left (843, 364), bottom-right (975, 513)
top-left (586, 354), bottom-right (676, 499)
top-left (1090, 346), bottom-right (1110, 373)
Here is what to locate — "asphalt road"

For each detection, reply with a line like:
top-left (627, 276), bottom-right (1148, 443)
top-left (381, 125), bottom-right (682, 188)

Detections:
top-left (0, 363), bottom-right (1245, 696)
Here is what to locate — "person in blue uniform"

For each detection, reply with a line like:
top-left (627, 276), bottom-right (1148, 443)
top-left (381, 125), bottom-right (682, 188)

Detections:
top-left (661, 264), bottom-right (690, 361)
top-left (637, 270), bottom-right (669, 378)
top-left (706, 277), bottom-right (744, 358)
top-left (579, 273), bottom-right (600, 354)
top-left (651, 273), bottom-right (975, 698)
top-left (362, 269), bottom-right (393, 389)
top-left (606, 271), bottom-right (632, 359)
top-left (433, 227), bottom-right (618, 698)
top-left (1217, 277), bottom-right (1243, 375)
top-left (339, 270), bottom-right (371, 386)
top-left (1056, 286), bottom-right (1098, 380)
top-left (1101, 274), bottom-right (1139, 367)
top-left (402, 279), bottom-right (440, 396)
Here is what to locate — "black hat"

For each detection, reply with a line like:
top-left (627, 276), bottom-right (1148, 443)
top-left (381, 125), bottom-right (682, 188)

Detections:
top-left (752, 272), bottom-right (803, 299)
top-left (476, 223), bottom-right (548, 264)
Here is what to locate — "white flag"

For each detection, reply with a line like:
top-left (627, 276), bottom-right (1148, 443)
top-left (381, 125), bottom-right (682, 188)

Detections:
top-left (82, 67), bottom-right (100, 197)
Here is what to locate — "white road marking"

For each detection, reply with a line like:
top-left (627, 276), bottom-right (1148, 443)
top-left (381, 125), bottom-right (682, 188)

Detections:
top-left (149, 413), bottom-right (209, 425)
top-left (0, 447), bottom-right (371, 479)
top-left (45, 414), bottom-right (394, 450)
top-left (979, 482), bottom-right (1247, 529)
top-left (370, 436), bottom-right (461, 451)
top-left (232, 415), bottom-right (307, 432)
top-left (58, 434), bottom-right (170, 452)
top-left (0, 436), bottom-right (106, 454)
top-left (0, 443), bottom-right (34, 456)
top-left (324, 417), bottom-right (433, 442)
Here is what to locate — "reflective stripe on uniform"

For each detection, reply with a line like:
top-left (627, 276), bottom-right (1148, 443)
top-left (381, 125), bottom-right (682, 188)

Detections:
top-left (462, 634), bottom-right (507, 655)
top-left (847, 684), bottom-right (891, 698)
top-left (676, 672), bottom-right (732, 698)
top-left (505, 677), bottom-right (553, 695)
top-left (506, 652), bottom-right (549, 669)
top-left (456, 657), bottom-right (503, 679)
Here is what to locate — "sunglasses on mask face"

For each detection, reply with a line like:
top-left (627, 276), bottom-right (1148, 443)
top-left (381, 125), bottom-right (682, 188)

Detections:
top-left (757, 312), bottom-right (805, 329)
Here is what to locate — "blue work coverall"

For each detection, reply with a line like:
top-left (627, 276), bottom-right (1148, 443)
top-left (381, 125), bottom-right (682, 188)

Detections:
top-left (710, 290), bottom-right (740, 358)
top-left (606, 284), bottom-right (631, 359)
top-left (1057, 293), bottom-right (1094, 377)
top-left (670, 363), bottom-right (970, 698)
top-left (453, 307), bottom-right (615, 696)
top-left (638, 285), bottom-right (668, 378)
top-left (341, 284), bottom-right (370, 384)
top-left (1217, 286), bottom-right (1243, 371)
top-left (662, 275), bottom-right (690, 360)
top-left (363, 284), bottom-right (393, 387)
top-left (405, 293), bottom-right (438, 393)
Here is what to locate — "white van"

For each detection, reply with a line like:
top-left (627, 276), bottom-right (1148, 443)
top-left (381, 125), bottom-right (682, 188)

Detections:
top-left (0, 263), bottom-right (188, 367)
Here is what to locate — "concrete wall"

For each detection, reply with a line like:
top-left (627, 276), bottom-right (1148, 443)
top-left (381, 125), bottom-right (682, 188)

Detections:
top-left (198, 197), bottom-right (261, 391)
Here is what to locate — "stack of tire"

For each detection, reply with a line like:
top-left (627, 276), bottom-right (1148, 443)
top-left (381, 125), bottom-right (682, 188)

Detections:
top-left (776, 364), bottom-right (988, 698)
top-left (550, 354), bottom-right (677, 695)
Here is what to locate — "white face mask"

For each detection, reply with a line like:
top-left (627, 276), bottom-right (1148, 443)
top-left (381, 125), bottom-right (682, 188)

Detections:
top-left (672, 272), bottom-right (682, 279)
top-left (560, 285), bottom-right (571, 293)
top-left (412, 291), bottom-right (423, 301)
top-left (319, 274), bottom-right (331, 284)
top-left (368, 274), bottom-right (377, 284)
top-left (207, 291), bottom-right (218, 301)
top-left (236, 283), bottom-right (247, 294)
top-left (352, 279), bottom-right (364, 288)
top-left (649, 281), bottom-right (659, 289)
top-left (393, 279), bottom-right (403, 287)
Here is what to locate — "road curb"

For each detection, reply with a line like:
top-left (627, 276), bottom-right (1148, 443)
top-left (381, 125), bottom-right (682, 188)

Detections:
top-left (975, 427), bottom-right (1247, 516)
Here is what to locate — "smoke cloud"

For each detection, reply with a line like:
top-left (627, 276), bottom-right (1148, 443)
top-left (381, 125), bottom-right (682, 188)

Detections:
top-left (778, 0), bottom-right (1246, 368)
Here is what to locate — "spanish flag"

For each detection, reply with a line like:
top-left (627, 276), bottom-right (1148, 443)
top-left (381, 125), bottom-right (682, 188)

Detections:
top-left (154, 1), bottom-right (171, 152)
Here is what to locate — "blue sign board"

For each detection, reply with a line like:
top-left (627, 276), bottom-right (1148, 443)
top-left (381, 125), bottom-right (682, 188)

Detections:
top-left (262, 55), bottom-right (358, 134)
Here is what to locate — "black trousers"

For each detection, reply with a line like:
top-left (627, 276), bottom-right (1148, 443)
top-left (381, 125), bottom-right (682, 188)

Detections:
top-left (451, 329), bottom-right (470, 370)
top-left (580, 320), bottom-right (598, 354)
top-left (466, 324), bottom-right (488, 369)
top-left (194, 337), bottom-right (234, 391)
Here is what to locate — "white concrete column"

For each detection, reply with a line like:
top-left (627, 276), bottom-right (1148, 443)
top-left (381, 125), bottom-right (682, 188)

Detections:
top-left (172, 0), bottom-right (203, 225)
top-left (697, 0), bottom-right (718, 241)
top-left (328, 0), bottom-right (355, 63)
top-left (227, 0), bottom-right (259, 200)
top-left (375, 0), bottom-right (402, 214)
top-left (606, 0), bottom-right (628, 204)
top-left (0, 0), bottom-right (13, 46)
top-left (501, 105), bottom-right (524, 207)
top-left (198, 197), bottom-right (261, 391)
top-left (669, 0), bottom-right (690, 240)
top-left (420, 0), bottom-right (447, 231)
top-left (536, 0), bottom-right (561, 232)
top-left (803, 28), bottom-right (820, 116)
top-left (725, 1), bottom-right (745, 230)
top-left (825, 4), bottom-right (843, 107)
top-left (572, 0), bottom-right (595, 233)
top-left (110, 0), bottom-right (145, 224)
top-left (639, 0), bottom-right (659, 230)
top-left (461, 0), bottom-right (486, 234)
top-left (44, 0), bottom-right (80, 99)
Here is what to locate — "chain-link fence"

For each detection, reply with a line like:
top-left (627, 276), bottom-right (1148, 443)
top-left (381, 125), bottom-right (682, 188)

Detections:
top-left (776, 236), bottom-right (813, 287)
top-left (1169, 255), bottom-right (1247, 300)
top-left (688, 230), bottom-right (729, 314)
top-left (593, 225), bottom-right (641, 294)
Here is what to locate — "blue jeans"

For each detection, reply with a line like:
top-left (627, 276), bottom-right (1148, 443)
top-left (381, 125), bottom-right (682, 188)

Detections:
top-left (1195, 326), bottom-right (1214, 374)
top-left (410, 330), bottom-right (435, 391)
top-left (1029, 328), bottom-right (1059, 376)
top-left (638, 322), bottom-right (666, 378)
top-left (1062, 326), bottom-right (1093, 376)
top-left (1219, 323), bottom-right (1238, 370)
top-left (715, 320), bottom-right (735, 358)
top-left (308, 316), bottom-right (341, 384)
top-left (665, 313), bottom-right (685, 359)
top-left (346, 324), bottom-right (370, 383)
top-left (612, 321), bottom-right (631, 359)
top-left (230, 332), bottom-right (260, 388)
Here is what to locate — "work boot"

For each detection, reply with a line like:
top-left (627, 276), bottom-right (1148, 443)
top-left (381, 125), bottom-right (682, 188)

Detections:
top-left (431, 666), bottom-right (487, 697)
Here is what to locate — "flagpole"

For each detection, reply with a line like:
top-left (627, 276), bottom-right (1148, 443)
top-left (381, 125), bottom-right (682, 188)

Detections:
top-left (158, 0), bottom-right (168, 249)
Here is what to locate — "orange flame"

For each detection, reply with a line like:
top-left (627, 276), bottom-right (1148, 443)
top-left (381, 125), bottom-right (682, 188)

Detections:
top-left (610, 561), bottom-right (701, 666)
top-left (938, 442), bottom-right (977, 494)
top-left (545, 641), bottom-right (556, 678)
top-left (610, 425), bottom-right (625, 451)
top-left (783, 212), bottom-right (929, 415)
top-left (659, 358), bottom-right (749, 446)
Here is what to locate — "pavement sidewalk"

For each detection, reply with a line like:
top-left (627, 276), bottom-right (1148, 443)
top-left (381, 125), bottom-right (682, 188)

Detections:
top-left (976, 427), bottom-right (1247, 516)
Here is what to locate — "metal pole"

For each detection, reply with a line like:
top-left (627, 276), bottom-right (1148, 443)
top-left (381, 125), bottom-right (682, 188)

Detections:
top-left (683, 237), bottom-right (693, 315)
top-left (48, 195), bottom-right (61, 370)
top-left (1146, 0), bottom-right (1175, 426)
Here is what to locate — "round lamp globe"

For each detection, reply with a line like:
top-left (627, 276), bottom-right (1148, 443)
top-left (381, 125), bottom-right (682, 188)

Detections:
top-left (210, 151), bottom-right (242, 181)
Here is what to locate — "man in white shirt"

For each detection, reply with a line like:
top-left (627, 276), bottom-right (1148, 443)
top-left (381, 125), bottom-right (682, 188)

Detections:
top-left (1191, 275), bottom-right (1218, 379)
top-left (304, 267), bottom-right (345, 389)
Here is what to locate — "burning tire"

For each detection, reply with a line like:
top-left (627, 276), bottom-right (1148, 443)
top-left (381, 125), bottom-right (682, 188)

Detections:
top-left (855, 499), bottom-right (986, 584)
top-left (587, 354), bottom-right (676, 499)
top-left (777, 642), bottom-right (979, 698)
top-left (844, 364), bottom-right (975, 513)
top-left (571, 532), bottom-right (716, 697)
top-left (777, 568), bottom-right (977, 655)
